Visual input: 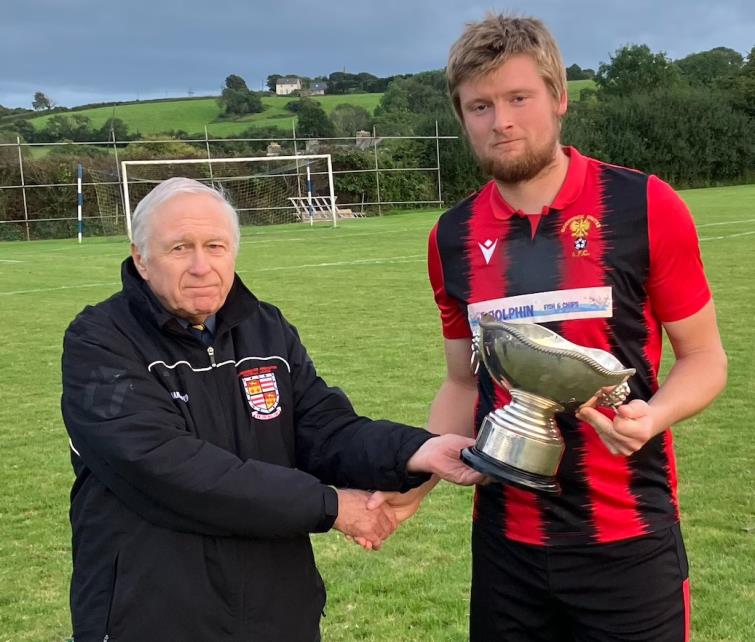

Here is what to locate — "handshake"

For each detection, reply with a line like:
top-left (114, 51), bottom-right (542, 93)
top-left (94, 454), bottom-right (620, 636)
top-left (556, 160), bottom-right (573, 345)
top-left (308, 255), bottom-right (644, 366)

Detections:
top-left (332, 434), bottom-right (483, 550)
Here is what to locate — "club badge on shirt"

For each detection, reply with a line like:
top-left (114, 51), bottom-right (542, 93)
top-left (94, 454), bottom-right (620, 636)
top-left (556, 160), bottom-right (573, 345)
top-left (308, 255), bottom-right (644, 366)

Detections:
top-left (561, 214), bottom-right (602, 257)
top-left (240, 367), bottom-right (282, 420)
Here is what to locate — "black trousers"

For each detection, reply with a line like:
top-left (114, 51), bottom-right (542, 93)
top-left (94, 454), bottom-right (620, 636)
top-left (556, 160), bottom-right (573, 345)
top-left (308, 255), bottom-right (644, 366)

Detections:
top-left (470, 523), bottom-right (690, 642)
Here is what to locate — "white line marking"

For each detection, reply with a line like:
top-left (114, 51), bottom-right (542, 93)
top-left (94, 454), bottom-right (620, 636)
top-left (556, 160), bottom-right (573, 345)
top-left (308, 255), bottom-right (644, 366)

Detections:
top-left (697, 218), bottom-right (755, 228)
top-left (238, 226), bottom-right (430, 245)
top-left (700, 230), bottom-right (755, 241)
top-left (0, 259), bottom-right (22, 263)
top-left (0, 281), bottom-right (119, 296)
top-left (251, 255), bottom-right (425, 272)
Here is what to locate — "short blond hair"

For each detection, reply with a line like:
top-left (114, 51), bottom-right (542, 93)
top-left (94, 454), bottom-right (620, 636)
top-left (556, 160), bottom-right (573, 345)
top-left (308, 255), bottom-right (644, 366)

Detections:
top-left (447, 14), bottom-right (567, 121)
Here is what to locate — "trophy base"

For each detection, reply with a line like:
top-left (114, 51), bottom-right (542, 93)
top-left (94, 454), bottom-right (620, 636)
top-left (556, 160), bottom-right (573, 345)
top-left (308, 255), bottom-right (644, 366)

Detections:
top-left (461, 447), bottom-right (561, 494)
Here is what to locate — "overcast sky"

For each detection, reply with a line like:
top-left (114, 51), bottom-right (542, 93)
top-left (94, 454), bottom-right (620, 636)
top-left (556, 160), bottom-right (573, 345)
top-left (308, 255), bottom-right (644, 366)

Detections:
top-left (1, 0), bottom-right (753, 108)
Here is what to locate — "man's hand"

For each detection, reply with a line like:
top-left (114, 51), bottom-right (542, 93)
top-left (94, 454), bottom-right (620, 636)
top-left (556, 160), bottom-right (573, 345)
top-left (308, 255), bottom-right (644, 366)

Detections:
top-left (407, 434), bottom-right (485, 485)
top-left (577, 399), bottom-right (659, 456)
top-left (345, 486), bottom-right (429, 550)
top-left (367, 487), bottom-right (425, 524)
top-left (332, 489), bottom-right (397, 550)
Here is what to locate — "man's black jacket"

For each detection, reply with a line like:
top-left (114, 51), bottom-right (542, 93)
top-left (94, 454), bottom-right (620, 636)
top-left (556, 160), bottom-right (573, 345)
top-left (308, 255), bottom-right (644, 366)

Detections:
top-left (61, 258), bottom-right (433, 641)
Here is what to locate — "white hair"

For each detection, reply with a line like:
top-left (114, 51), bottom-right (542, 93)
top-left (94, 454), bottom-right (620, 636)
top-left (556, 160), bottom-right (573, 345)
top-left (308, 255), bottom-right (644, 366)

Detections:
top-left (131, 177), bottom-right (240, 259)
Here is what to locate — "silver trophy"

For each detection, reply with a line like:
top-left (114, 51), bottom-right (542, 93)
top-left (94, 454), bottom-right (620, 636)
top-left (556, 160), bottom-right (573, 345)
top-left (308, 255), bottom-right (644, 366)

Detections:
top-left (461, 315), bottom-right (635, 494)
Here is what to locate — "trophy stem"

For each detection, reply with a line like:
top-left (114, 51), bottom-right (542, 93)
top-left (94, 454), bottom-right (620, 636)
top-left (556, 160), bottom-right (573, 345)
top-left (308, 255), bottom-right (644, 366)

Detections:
top-left (462, 389), bottom-right (566, 494)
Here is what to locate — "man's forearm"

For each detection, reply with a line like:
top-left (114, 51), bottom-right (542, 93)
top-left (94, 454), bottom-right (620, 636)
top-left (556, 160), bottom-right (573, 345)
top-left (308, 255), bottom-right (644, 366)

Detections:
top-left (427, 378), bottom-right (478, 437)
top-left (648, 349), bottom-right (727, 433)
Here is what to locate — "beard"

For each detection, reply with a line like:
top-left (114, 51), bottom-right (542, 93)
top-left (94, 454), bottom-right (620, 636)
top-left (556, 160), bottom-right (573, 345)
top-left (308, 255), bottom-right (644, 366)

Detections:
top-left (475, 133), bottom-right (559, 184)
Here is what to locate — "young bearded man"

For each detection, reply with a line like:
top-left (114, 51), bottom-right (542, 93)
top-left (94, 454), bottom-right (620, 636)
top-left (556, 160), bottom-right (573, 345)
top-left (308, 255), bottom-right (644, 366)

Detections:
top-left (368, 14), bottom-right (727, 641)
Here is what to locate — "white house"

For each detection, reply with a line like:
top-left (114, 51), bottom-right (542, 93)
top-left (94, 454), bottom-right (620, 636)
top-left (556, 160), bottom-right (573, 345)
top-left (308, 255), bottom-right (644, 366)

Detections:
top-left (276, 77), bottom-right (302, 96)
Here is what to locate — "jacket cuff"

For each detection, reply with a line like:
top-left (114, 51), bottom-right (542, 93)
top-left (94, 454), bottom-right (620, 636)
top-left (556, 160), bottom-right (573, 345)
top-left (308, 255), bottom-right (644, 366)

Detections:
top-left (395, 431), bottom-right (437, 492)
top-left (403, 471), bottom-right (433, 488)
top-left (314, 485), bottom-right (339, 533)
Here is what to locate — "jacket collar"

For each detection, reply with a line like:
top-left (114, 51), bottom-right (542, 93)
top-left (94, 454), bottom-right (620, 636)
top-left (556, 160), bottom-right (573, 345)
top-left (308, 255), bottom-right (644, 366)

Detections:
top-left (120, 257), bottom-right (259, 336)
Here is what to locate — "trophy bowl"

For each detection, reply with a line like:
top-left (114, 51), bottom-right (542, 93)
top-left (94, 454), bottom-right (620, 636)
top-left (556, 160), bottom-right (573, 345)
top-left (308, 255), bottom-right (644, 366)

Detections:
top-left (461, 315), bottom-right (635, 494)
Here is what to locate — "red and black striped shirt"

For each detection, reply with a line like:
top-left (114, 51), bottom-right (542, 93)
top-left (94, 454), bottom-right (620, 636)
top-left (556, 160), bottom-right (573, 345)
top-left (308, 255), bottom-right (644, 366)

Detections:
top-left (428, 147), bottom-right (711, 546)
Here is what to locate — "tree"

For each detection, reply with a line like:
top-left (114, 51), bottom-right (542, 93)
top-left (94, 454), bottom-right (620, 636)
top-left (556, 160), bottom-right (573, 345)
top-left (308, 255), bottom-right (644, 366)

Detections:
top-left (330, 104), bottom-right (372, 136)
top-left (285, 98), bottom-right (308, 113)
top-left (224, 74), bottom-right (249, 92)
top-left (32, 91), bottom-right (53, 111)
top-left (41, 114), bottom-right (94, 142)
top-left (375, 81), bottom-right (410, 115)
top-left (295, 99), bottom-right (336, 138)
top-left (566, 64), bottom-right (596, 80)
top-left (566, 64), bottom-right (588, 80)
top-left (98, 117), bottom-right (131, 141)
top-left (373, 70), bottom-right (452, 134)
top-left (676, 47), bottom-right (743, 87)
top-left (595, 45), bottom-right (679, 98)
top-left (416, 112), bottom-right (484, 204)
top-left (376, 71), bottom-right (449, 117)
top-left (121, 136), bottom-right (204, 161)
top-left (219, 74), bottom-right (264, 116)
top-left (563, 86), bottom-right (754, 185)
top-left (12, 119), bottom-right (36, 142)
top-left (727, 46), bottom-right (755, 117)
top-left (326, 72), bottom-right (359, 95)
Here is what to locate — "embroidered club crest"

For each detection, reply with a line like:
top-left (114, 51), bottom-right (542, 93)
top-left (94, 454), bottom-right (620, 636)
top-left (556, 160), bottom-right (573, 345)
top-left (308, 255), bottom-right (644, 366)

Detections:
top-left (241, 369), bottom-right (282, 420)
top-left (560, 214), bottom-right (602, 257)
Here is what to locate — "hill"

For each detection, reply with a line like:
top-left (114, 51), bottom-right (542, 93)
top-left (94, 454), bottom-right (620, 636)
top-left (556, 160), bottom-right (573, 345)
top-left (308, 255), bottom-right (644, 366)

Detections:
top-left (27, 94), bottom-right (385, 137)
top-left (24, 80), bottom-right (595, 138)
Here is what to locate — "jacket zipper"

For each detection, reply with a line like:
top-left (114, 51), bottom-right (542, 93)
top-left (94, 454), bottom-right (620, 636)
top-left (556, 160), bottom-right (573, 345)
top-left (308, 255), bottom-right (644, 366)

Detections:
top-left (207, 346), bottom-right (216, 367)
top-left (103, 551), bottom-right (119, 641)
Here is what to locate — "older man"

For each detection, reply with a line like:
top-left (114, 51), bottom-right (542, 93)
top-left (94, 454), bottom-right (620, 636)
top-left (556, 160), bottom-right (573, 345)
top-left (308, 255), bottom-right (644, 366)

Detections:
top-left (61, 177), bottom-right (480, 642)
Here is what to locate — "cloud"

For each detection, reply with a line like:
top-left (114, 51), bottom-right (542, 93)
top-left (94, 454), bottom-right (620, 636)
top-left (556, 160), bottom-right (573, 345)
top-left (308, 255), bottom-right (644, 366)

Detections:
top-left (1, 0), bottom-right (752, 107)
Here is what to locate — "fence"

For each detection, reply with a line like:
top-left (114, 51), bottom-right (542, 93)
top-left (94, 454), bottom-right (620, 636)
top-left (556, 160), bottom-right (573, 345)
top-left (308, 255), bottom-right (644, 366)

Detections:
top-left (0, 125), bottom-right (458, 241)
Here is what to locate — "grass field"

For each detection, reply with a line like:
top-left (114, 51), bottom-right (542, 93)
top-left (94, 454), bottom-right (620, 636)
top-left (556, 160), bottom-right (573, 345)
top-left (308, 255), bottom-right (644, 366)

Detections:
top-left (0, 183), bottom-right (753, 641)
top-left (23, 80), bottom-right (595, 139)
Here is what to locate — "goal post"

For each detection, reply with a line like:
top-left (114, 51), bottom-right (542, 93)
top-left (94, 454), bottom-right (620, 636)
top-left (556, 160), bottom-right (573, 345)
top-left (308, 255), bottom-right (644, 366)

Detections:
top-left (120, 154), bottom-right (338, 239)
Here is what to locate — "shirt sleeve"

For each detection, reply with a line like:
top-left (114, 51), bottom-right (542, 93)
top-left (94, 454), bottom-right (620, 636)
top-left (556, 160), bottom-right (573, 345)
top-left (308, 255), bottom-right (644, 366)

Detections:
top-left (428, 223), bottom-right (472, 339)
top-left (646, 175), bottom-right (711, 323)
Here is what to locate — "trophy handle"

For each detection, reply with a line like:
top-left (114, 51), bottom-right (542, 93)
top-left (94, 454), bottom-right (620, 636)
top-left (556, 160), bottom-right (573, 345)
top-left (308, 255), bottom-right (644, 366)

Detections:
top-left (595, 381), bottom-right (631, 410)
top-left (470, 333), bottom-right (480, 375)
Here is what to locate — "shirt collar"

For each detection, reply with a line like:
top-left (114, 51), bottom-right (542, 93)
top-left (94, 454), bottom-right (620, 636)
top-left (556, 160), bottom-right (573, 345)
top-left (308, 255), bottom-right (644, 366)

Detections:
top-left (488, 146), bottom-right (588, 220)
top-left (175, 315), bottom-right (217, 335)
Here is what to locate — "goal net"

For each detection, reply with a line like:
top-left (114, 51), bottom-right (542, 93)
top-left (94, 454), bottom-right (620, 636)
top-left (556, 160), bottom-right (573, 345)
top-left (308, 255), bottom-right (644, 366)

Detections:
top-left (120, 154), bottom-right (340, 238)
top-left (89, 167), bottom-right (125, 237)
